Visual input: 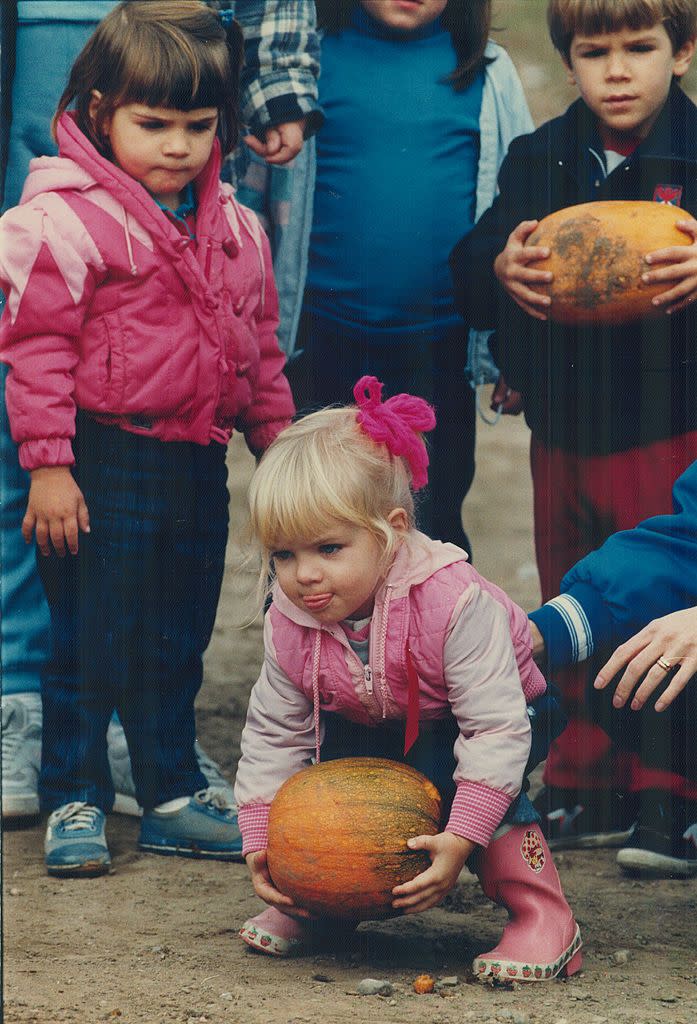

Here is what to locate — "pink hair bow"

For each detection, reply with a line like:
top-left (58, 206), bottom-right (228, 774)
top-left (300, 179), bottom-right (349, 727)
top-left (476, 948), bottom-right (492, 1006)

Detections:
top-left (353, 376), bottom-right (436, 490)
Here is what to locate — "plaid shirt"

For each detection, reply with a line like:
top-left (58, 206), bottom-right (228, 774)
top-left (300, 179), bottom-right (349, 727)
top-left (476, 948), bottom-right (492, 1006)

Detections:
top-left (212, 0), bottom-right (322, 137)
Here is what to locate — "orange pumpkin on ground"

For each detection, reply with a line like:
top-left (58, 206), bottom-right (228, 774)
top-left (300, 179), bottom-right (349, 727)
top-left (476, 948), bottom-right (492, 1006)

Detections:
top-left (526, 200), bottom-right (693, 325)
top-left (267, 757), bottom-right (442, 921)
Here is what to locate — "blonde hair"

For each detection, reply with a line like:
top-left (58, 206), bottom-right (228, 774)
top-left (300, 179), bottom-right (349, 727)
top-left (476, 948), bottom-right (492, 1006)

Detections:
top-left (248, 407), bottom-right (420, 587)
top-left (52, 1), bottom-right (243, 155)
top-left (548, 0), bottom-right (697, 61)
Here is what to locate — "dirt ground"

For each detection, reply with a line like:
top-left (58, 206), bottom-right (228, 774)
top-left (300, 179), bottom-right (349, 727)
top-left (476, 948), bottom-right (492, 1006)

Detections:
top-left (4, 3), bottom-right (697, 1021)
top-left (4, 418), bottom-right (697, 1024)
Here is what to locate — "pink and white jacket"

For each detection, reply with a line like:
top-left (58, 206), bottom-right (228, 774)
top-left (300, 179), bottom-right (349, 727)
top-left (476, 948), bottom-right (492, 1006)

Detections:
top-left (235, 531), bottom-right (547, 854)
top-left (0, 114), bottom-right (294, 470)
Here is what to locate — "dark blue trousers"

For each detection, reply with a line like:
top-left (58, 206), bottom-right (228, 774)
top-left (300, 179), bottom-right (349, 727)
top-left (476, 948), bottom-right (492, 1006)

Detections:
top-left (287, 309), bottom-right (476, 556)
top-left (37, 415), bottom-right (229, 812)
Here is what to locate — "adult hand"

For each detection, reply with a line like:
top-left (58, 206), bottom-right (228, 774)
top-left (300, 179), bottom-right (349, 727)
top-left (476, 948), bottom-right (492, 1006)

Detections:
top-left (644, 218), bottom-right (697, 315)
top-left (391, 831), bottom-right (474, 915)
top-left (594, 606), bottom-right (697, 712)
top-left (245, 849), bottom-right (313, 919)
top-left (243, 118), bottom-right (307, 165)
top-left (493, 220), bottom-right (553, 321)
top-left (23, 466), bottom-right (90, 557)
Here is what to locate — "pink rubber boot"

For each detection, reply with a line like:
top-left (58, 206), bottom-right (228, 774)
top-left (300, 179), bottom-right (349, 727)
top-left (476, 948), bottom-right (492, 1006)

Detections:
top-left (239, 907), bottom-right (312, 957)
top-left (472, 824), bottom-right (582, 982)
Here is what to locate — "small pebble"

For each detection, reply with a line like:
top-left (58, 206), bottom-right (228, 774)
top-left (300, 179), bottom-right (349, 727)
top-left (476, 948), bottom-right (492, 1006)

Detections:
top-left (437, 976), bottom-right (459, 987)
top-left (8, 887), bottom-right (22, 896)
top-left (610, 949), bottom-right (631, 965)
top-left (311, 974), bottom-right (334, 983)
top-left (357, 979), bottom-right (393, 997)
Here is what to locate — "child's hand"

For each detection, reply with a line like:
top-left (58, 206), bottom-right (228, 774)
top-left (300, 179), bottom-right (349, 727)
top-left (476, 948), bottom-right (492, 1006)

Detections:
top-left (494, 220), bottom-right (553, 321)
top-left (245, 849), bottom-right (314, 920)
top-left (644, 218), bottom-right (697, 315)
top-left (23, 466), bottom-right (90, 557)
top-left (243, 119), bottom-right (307, 165)
top-left (391, 832), bottom-right (475, 915)
top-left (490, 374), bottom-right (524, 416)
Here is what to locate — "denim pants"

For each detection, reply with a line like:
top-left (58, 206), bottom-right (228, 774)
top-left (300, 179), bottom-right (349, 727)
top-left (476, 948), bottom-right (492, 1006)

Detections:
top-left (37, 416), bottom-right (229, 812)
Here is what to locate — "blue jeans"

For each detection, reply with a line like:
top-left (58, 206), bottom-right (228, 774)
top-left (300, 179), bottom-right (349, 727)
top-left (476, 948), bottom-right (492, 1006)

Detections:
top-left (37, 416), bottom-right (229, 812)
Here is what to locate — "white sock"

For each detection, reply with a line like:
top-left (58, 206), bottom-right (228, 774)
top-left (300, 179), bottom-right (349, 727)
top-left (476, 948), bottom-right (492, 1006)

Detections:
top-left (153, 796), bottom-right (190, 814)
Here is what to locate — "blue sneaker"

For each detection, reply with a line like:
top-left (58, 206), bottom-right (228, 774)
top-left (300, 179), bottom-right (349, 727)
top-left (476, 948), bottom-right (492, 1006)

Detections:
top-left (44, 803), bottom-right (111, 877)
top-left (138, 789), bottom-right (243, 861)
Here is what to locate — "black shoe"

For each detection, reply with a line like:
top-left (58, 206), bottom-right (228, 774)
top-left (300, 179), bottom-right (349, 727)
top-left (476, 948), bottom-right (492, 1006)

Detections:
top-left (616, 791), bottom-right (697, 879)
top-left (533, 786), bottom-right (638, 850)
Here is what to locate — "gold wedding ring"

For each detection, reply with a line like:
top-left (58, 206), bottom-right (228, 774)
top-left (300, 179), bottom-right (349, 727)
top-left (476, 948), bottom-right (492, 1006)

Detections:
top-left (656, 655), bottom-right (672, 672)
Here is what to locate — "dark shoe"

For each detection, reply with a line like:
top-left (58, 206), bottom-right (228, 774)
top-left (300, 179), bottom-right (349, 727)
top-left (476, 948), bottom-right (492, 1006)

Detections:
top-left (616, 791), bottom-right (697, 879)
top-left (533, 787), bottom-right (637, 850)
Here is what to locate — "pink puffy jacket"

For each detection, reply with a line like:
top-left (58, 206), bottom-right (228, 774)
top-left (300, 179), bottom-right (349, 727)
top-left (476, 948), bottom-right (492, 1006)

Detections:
top-left (0, 114), bottom-right (294, 470)
top-left (235, 532), bottom-right (547, 852)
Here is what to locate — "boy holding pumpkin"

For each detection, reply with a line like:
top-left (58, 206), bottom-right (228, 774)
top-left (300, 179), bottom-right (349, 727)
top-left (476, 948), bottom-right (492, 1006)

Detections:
top-left (450, 0), bottom-right (697, 853)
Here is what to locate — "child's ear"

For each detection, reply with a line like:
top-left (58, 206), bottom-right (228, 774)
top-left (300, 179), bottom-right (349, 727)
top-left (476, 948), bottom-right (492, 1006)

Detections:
top-left (88, 90), bottom-right (108, 134)
top-left (563, 58), bottom-right (576, 87)
top-left (387, 508), bottom-right (409, 536)
top-left (672, 37), bottom-right (696, 78)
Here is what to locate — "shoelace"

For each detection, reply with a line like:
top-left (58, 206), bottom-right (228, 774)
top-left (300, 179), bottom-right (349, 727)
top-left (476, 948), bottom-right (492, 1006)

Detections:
top-left (51, 802), bottom-right (101, 831)
top-left (1, 705), bottom-right (21, 758)
top-left (193, 788), bottom-right (235, 812)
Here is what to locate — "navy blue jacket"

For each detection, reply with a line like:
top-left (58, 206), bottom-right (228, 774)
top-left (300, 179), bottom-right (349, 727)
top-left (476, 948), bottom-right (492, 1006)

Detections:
top-left (529, 458), bottom-right (697, 668)
top-left (450, 84), bottom-right (697, 456)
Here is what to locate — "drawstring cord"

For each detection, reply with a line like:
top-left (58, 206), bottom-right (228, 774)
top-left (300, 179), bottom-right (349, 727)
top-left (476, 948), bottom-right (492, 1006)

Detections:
top-left (311, 631), bottom-right (322, 764)
top-left (121, 208), bottom-right (137, 275)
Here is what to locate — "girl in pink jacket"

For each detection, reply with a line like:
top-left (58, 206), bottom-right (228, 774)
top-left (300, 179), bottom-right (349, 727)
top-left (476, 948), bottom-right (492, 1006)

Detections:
top-left (0, 2), bottom-right (294, 876)
top-left (235, 376), bottom-right (581, 982)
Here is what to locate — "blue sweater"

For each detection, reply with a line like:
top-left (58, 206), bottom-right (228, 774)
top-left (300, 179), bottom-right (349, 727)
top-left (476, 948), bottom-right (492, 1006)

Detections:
top-left (306, 7), bottom-right (483, 333)
top-left (529, 459), bottom-right (697, 667)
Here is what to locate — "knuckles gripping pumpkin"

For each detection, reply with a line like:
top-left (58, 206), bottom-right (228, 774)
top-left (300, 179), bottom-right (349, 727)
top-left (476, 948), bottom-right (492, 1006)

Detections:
top-left (526, 200), bottom-right (693, 325)
top-left (267, 757), bottom-right (442, 921)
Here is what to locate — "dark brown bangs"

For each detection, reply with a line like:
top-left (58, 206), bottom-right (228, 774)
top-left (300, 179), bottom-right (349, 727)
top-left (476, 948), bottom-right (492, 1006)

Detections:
top-left (53, 1), bottom-right (243, 155)
top-left (549, 1), bottom-right (697, 58)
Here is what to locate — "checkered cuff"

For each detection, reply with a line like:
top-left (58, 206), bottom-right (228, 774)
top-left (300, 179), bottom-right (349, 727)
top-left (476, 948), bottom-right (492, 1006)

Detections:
top-left (238, 803), bottom-right (271, 856)
top-left (445, 781), bottom-right (512, 847)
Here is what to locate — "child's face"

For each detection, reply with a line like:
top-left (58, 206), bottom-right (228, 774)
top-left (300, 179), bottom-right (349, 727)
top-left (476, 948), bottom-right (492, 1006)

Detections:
top-left (270, 514), bottom-right (407, 625)
top-left (96, 101), bottom-right (219, 208)
top-left (566, 23), bottom-right (695, 142)
top-left (360, 0), bottom-right (447, 33)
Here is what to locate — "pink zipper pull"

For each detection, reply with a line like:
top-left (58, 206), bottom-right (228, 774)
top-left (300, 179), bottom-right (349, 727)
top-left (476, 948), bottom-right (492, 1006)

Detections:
top-left (364, 665), bottom-right (373, 694)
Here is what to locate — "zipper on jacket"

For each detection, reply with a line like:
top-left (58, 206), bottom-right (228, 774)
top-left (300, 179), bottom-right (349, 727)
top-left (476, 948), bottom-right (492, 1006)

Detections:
top-left (364, 665), bottom-right (373, 694)
top-left (204, 239), bottom-right (213, 278)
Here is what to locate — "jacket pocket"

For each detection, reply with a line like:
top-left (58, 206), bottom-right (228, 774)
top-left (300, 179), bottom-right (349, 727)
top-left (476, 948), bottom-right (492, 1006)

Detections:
top-left (84, 313), bottom-right (125, 409)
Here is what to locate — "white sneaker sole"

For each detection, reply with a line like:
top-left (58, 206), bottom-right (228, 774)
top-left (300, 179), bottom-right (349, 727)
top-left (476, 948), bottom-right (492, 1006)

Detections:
top-left (2, 795), bottom-right (40, 820)
top-left (617, 847), bottom-right (697, 878)
top-left (112, 793), bottom-right (143, 817)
